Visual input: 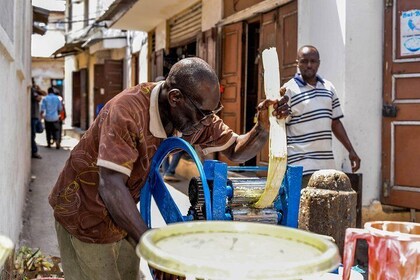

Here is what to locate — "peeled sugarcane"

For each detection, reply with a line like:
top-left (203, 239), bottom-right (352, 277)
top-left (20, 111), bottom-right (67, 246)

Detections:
top-left (254, 47), bottom-right (287, 208)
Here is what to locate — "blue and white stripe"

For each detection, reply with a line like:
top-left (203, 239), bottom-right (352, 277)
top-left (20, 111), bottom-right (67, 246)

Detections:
top-left (284, 74), bottom-right (343, 175)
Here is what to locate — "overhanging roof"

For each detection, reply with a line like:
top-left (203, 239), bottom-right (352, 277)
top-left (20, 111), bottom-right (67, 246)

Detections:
top-left (97, 0), bottom-right (138, 25)
top-left (33, 5), bottom-right (50, 35)
top-left (99, 0), bottom-right (199, 32)
top-left (33, 6), bottom-right (49, 24)
top-left (51, 42), bottom-right (85, 58)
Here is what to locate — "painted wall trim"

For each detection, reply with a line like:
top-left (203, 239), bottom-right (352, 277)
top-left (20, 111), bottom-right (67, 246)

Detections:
top-left (0, 25), bottom-right (14, 62)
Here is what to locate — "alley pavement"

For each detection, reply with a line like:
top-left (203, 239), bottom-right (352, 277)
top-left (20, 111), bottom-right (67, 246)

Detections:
top-left (20, 131), bottom-right (79, 257)
top-left (19, 130), bottom-right (191, 257)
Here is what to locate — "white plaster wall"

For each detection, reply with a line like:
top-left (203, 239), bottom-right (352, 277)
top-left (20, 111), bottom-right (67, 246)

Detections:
top-left (139, 41), bottom-right (149, 83)
top-left (63, 56), bottom-right (77, 129)
top-left (32, 58), bottom-right (64, 92)
top-left (202, 0), bottom-right (223, 31)
top-left (0, 1), bottom-right (32, 244)
top-left (344, 1), bottom-right (383, 204)
top-left (298, 0), bottom-right (383, 205)
top-left (132, 31), bottom-right (146, 53)
top-left (155, 21), bottom-right (167, 51)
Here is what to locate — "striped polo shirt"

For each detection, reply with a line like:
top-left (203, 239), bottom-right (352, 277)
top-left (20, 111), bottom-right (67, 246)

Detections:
top-left (284, 74), bottom-right (343, 175)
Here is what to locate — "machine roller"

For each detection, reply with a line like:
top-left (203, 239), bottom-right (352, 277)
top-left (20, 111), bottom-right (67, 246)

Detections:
top-left (140, 137), bottom-right (303, 228)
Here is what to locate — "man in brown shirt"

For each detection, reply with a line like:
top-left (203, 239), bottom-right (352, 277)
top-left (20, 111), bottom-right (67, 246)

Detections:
top-left (49, 57), bottom-right (289, 280)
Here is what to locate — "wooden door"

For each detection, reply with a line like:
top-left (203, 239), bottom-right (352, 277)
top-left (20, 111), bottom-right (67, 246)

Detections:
top-left (151, 49), bottom-right (164, 81)
top-left (94, 60), bottom-right (123, 118)
top-left (72, 68), bottom-right (89, 129)
top-left (79, 68), bottom-right (89, 130)
top-left (94, 64), bottom-right (106, 118)
top-left (257, 1), bottom-right (298, 165)
top-left (382, 1), bottom-right (420, 209)
top-left (131, 52), bottom-right (139, 86)
top-left (220, 22), bottom-right (244, 165)
top-left (72, 71), bottom-right (81, 127)
top-left (105, 59), bottom-right (123, 96)
top-left (197, 28), bottom-right (217, 70)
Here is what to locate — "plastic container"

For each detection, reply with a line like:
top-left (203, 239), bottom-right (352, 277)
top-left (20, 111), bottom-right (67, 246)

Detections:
top-left (137, 221), bottom-right (340, 279)
top-left (342, 221), bottom-right (420, 280)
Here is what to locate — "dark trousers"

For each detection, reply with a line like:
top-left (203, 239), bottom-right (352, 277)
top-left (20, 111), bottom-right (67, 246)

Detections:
top-left (31, 118), bottom-right (38, 154)
top-left (45, 121), bottom-right (61, 147)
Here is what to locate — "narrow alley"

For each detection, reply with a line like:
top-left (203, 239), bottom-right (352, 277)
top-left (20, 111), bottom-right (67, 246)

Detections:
top-left (16, 130), bottom-right (192, 279)
top-left (1, 1), bottom-right (419, 279)
top-left (19, 132), bottom-right (78, 257)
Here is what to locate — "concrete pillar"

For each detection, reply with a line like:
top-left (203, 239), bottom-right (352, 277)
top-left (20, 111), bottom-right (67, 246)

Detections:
top-left (298, 169), bottom-right (357, 255)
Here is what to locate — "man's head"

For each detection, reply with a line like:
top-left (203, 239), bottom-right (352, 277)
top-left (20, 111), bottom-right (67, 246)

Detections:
top-left (164, 57), bottom-right (221, 135)
top-left (297, 45), bottom-right (320, 83)
top-left (48, 87), bottom-right (55, 94)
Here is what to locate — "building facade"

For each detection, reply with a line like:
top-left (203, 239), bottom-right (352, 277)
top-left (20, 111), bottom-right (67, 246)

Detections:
top-left (0, 1), bottom-right (33, 243)
top-left (59, 0), bottom-right (420, 219)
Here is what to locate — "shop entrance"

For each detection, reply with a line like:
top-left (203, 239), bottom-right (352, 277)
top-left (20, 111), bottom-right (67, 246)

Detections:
top-left (164, 41), bottom-right (197, 77)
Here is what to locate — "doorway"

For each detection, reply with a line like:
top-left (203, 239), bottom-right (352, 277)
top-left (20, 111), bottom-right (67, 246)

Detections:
top-left (164, 41), bottom-right (197, 77)
top-left (244, 21), bottom-right (260, 166)
top-left (220, 1), bottom-right (297, 166)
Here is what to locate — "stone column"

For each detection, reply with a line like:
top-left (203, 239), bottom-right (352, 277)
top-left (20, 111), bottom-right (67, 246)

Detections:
top-left (298, 170), bottom-right (357, 255)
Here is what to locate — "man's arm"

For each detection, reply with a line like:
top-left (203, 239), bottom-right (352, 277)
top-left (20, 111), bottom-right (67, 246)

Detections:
top-left (98, 167), bottom-right (148, 244)
top-left (222, 96), bottom-right (289, 162)
top-left (331, 119), bottom-right (361, 172)
top-left (33, 85), bottom-right (47, 96)
top-left (40, 99), bottom-right (45, 119)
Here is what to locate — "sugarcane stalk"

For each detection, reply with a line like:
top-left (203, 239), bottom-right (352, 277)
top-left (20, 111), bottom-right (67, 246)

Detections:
top-left (254, 47), bottom-right (287, 208)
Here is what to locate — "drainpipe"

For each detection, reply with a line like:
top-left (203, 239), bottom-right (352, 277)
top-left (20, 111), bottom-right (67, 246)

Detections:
top-left (124, 30), bottom-right (133, 88)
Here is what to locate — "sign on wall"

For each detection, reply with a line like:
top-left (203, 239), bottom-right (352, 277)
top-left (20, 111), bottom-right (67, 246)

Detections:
top-left (401, 9), bottom-right (420, 56)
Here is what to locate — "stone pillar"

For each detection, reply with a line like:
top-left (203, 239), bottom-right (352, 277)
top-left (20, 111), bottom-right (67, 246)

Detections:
top-left (298, 169), bottom-right (357, 255)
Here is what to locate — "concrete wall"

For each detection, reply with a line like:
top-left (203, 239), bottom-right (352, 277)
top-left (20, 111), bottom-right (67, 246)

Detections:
top-left (298, 0), bottom-right (383, 206)
top-left (202, 0), bottom-right (223, 31)
top-left (0, 1), bottom-right (32, 244)
top-left (32, 58), bottom-right (64, 91)
top-left (139, 41), bottom-right (148, 83)
top-left (63, 56), bottom-right (77, 129)
top-left (155, 21), bottom-right (167, 51)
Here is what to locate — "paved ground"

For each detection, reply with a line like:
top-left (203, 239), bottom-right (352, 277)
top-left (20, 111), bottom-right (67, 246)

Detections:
top-left (19, 131), bottom-right (79, 257)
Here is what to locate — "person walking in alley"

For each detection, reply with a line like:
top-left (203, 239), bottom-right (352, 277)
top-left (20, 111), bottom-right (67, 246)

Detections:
top-left (49, 57), bottom-right (290, 280)
top-left (54, 88), bottom-right (66, 147)
top-left (283, 45), bottom-right (361, 187)
top-left (31, 78), bottom-right (46, 159)
top-left (41, 87), bottom-right (62, 149)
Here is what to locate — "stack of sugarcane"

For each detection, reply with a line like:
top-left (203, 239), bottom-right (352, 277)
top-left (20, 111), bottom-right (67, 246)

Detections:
top-left (14, 245), bottom-right (54, 278)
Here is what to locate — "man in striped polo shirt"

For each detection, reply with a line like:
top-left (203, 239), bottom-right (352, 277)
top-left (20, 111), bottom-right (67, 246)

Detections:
top-left (284, 45), bottom-right (361, 186)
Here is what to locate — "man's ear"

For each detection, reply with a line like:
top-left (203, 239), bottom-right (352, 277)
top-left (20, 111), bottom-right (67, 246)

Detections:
top-left (168, 89), bottom-right (182, 107)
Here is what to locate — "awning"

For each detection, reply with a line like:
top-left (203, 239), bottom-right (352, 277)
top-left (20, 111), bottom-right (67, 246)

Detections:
top-left (96, 0), bottom-right (138, 28)
top-left (97, 0), bottom-right (199, 32)
top-left (51, 42), bottom-right (85, 58)
top-left (33, 6), bottom-right (49, 24)
top-left (33, 5), bottom-right (50, 35)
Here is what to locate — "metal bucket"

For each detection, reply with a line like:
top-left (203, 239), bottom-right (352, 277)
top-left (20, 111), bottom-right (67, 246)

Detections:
top-left (137, 221), bottom-right (340, 279)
